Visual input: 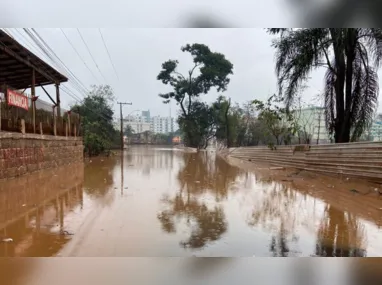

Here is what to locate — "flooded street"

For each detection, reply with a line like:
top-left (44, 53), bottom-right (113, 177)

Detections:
top-left (1, 146), bottom-right (382, 258)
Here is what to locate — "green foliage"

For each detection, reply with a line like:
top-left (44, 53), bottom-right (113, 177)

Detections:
top-left (72, 85), bottom-right (119, 156)
top-left (157, 43), bottom-right (233, 147)
top-left (253, 95), bottom-right (296, 145)
top-left (177, 100), bottom-right (215, 148)
top-left (268, 28), bottom-right (382, 143)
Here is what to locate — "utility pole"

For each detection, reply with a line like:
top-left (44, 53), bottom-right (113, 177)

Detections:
top-left (117, 102), bottom-right (132, 151)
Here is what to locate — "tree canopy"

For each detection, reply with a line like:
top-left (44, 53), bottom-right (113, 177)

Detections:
top-left (157, 43), bottom-right (233, 148)
top-left (268, 28), bottom-right (382, 143)
top-left (72, 85), bottom-right (120, 156)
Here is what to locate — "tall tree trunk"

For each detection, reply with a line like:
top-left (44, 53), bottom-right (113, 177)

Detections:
top-left (341, 28), bottom-right (357, 143)
top-left (225, 98), bottom-right (231, 148)
top-left (330, 29), bottom-right (347, 143)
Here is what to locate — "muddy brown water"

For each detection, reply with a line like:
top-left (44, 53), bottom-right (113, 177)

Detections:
top-left (1, 145), bottom-right (382, 258)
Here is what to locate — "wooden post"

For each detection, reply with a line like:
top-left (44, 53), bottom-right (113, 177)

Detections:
top-left (39, 122), bottom-right (43, 135)
top-left (0, 85), bottom-right (4, 132)
top-left (20, 119), bottom-right (25, 134)
top-left (74, 125), bottom-right (77, 138)
top-left (0, 96), bottom-right (2, 132)
top-left (31, 69), bottom-right (36, 134)
top-left (53, 105), bottom-right (57, 136)
top-left (68, 112), bottom-right (71, 137)
top-left (55, 83), bottom-right (61, 118)
top-left (65, 121), bottom-right (68, 137)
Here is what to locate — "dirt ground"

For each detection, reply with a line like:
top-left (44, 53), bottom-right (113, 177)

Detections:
top-left (222, 155), bottom-right (382, 228)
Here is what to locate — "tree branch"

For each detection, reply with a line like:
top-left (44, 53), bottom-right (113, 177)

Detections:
top-left (187, 62), bottom-right (200, 114)
top-left (174, 71), bottom-right (186, 81)
top-left (318, 38), bottom-right (336, 74)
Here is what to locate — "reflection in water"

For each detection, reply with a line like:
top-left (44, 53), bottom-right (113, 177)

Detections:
top-left (83, 157), bottom-right (117, 198)
top-left (155, 150), bottom-right (382, 256)
top-left (177, 152), bottom-right (244, 201)
top-left (247, 179), bottom-right (368, 257)
top-left (158, 151), bottom-right (244, 249)
top-left (0, 164), bottom-right (84, 257)
top-left (315, 206), bottom-right (367, 257)
top-left (158, 193), bottom-right (227, 248)
top-left (125, 146), bottom-right (175, 176)
top-left (248, 182), bottom-right (303, 257)
top-left (2, 146), bottom-right (381, 258)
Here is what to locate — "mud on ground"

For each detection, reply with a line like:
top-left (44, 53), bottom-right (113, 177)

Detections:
top-left (222, 155), bottom-right (382, 228)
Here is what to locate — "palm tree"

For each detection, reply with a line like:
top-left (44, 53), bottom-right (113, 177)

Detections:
top-left (268, 28), bottom-right (382, 143)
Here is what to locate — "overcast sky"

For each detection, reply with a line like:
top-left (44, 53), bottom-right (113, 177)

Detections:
top-left (5, 28), bottom-right (382, 118)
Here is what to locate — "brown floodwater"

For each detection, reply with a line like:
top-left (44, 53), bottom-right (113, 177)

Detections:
top-left (1, 145), bottom-right (382, 258)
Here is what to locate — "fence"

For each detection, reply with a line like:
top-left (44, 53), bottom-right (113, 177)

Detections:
top-left (0, 89), bottom-right (80, 137)
top-left (220, 141), bottom-right (382, 182)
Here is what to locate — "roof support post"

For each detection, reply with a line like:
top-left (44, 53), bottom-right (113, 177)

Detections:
top-left (55, 83), bottom-right (61, 118)
top-left (31, 68), bottom-right (36, 134)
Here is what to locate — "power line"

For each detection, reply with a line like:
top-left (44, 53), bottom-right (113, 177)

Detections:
top-left (77, 28), bottom-right (108, 83)
top-left (98, 28), bottom-right (119, 81)
top-left (26, 28), bottom-right (89, 95)
top-left (0, 32), bottom-right (114, 124)
top-left (1, 30), bottom-right (83, 103)
top-left (61, 28), bottom-right (101, 84)
top-left (22, 29), bottom-right (88, 100)
top-left (14, 29), bottom-right (48, 58)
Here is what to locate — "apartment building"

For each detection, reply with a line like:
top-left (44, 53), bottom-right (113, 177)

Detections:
top-left (150, 115), bottom-right (175, 134)
top-left (124, 110), bottom-right (176, 134)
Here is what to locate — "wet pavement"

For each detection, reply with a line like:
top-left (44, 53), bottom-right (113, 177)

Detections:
top-left (1, 145), bottom-right (382, 258)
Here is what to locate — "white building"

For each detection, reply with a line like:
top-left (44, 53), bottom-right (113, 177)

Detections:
top-left (123, 110), bottom-right (176, 134)
top-left (150, 116), bottom-right (175, 134)
top-left (295, 106), bottom-right (331, 144)
top-left (126, 121), bottom-right (151, 134)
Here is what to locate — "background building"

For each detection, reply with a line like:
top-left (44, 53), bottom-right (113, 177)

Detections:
top-left (295, 106), bottom-right (331, 144)
top-left (370, 113), bottom-right (382, 141)
top-left (150, 116), bottom-right (175, 134)
top-left (124, 110), bottom-right (177, 134)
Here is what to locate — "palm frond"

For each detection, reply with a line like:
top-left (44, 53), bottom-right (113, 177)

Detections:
top-left (350, 44), bottom-right (379, 140)
top-left (274, 29), bottom-right (330, 109)
top-left (358, 28), bottom-right (382, 68)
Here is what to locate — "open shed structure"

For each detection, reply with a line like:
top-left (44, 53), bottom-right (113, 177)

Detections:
top-left (0, 29), bottom-right (79, 136)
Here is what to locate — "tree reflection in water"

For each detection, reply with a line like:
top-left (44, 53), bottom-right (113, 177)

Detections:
top-left (248, 177), bottom-right (367, 257)
top-left (249, 182), bottom-right (301, 257)
top-left (315, 205), bottom-right (367, 257)
top-left (158, 193), bottom-right (227, 248)
top-left (157, 151), bottom-right (243, 249)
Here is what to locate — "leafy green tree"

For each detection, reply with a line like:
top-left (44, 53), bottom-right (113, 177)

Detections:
top-left (177, 100), bottom-right (215, 148)
top-left (157, 43), bottom-right (233, 148)
top-left (268, 28), bottom-right (382, 143)
top-left (72, 85), bottom-right (119, 156)
top-left (253, 95), bottom-right (296, 146)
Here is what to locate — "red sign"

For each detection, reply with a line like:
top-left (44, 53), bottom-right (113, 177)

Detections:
top-left (7, 89), bottom-right (29, 111)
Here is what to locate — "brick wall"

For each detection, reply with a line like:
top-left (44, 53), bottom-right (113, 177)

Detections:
top-left (0, 132), bottom-right (83, 180)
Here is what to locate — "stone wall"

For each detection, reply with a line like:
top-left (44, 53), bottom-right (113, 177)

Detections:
top-left (219, 141), bottom-right (382, 182)
top-left (0, 132), bottom-right (83, 180)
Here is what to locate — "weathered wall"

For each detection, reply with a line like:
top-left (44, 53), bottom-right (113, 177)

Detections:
top-left (0, 132), bottom-right (83, 180)
top-left (220, 141), bottom-right (382, 182)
